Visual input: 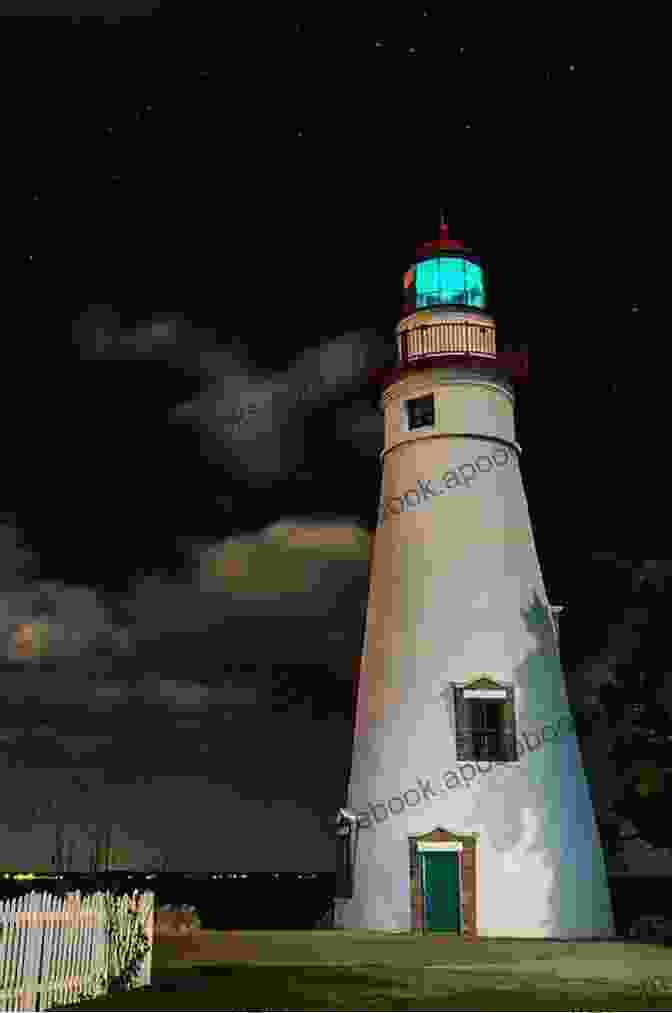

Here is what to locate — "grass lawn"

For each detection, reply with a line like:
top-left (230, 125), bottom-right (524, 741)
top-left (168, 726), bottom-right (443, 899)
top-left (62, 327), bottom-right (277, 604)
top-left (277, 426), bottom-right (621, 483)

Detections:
top-left (48, 930), bottom-right (672, 1011)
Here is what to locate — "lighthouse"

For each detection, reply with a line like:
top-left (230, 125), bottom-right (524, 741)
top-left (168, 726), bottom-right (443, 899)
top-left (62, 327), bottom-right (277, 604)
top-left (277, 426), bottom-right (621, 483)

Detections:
top-left (337, 216), bottom-right (614, 939)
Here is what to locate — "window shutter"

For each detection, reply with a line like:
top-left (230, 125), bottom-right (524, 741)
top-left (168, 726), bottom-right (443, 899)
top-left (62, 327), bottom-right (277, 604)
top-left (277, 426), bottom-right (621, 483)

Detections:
top-left (453, 685), bottom-right (472, 760)
top-left (501, 686), bottom-right (518, 761)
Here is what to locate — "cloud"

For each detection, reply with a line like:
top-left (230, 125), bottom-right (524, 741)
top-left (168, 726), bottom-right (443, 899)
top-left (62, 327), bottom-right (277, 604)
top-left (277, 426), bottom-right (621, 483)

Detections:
top-left (72, 309), bottom-right (388, 487)
top-left (0, 517), bottom-right (368, 783)
top-left (175, 377), bottom-right (302, 483)
top-left (291, 332), bottom-right (371, 396)
top-left (1, 577), bottom-right (131, 663)
top-left (173, 329), bottom-right (388, 484)
top-left (124, 520), bottom-right (369, 636)
top-left (72, 305), bottom-right (225, 370)
top-left (137, 673), bottom-right (257, 711)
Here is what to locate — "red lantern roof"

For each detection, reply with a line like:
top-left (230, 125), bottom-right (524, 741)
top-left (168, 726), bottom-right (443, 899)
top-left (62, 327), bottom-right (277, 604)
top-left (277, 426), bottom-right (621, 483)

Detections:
top-left (415, 215), bottom-right (469, 261)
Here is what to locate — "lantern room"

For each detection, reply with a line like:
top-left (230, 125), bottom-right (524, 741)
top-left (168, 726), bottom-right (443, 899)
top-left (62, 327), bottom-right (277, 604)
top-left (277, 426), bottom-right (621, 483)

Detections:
top-left (402, 252), bottom-right (486, 317)
top-left (401, 217), bottom-right (487, 319)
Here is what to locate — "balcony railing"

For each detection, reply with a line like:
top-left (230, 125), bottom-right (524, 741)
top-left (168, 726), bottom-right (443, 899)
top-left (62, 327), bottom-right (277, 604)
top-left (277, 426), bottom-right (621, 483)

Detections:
top-left (393, 319), bottom-right (528, 382)
top-left (399, 319), bottom-right (497, 363)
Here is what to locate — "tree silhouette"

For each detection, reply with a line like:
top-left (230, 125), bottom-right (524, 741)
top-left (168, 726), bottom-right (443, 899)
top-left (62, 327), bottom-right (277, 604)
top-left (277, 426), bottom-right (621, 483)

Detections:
top-left (572, 561), bottom-right (672, 858)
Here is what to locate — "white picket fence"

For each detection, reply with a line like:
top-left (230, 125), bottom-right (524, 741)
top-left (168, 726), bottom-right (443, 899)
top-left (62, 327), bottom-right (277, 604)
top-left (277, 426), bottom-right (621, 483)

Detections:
top-left (0, 888), bottom-right (154, 1011)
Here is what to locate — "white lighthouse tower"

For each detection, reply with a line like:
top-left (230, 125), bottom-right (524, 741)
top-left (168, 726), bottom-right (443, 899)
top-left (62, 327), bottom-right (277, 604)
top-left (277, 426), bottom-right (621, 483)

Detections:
top-left (338, 216), bottom-right (614, 939)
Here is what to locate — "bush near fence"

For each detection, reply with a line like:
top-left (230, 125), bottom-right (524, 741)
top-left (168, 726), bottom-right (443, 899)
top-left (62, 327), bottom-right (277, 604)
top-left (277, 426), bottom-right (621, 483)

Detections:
top-left (155, 903), bottom-right (202, 939)
top-left (0, 887), bottom-right (153, 1011)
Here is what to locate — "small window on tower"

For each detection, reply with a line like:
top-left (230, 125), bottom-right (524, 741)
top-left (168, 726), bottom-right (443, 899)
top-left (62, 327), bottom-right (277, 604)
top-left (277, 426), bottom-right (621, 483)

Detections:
top-left (406, 395), bottom-right (435, 431)
top-left (452, 684), bottom-right (518, 762)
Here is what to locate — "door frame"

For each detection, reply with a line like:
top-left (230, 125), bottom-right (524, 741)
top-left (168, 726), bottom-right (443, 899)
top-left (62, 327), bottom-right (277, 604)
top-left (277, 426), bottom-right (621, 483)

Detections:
top-left (409, 828), bottom-right (479, 939)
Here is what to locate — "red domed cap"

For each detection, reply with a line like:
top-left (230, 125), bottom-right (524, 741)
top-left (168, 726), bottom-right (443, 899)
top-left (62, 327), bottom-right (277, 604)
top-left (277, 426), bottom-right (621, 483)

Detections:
top-left (415, 223), bottom-right (467, 259)
top-left (415, 215), bottom-right (468, 260)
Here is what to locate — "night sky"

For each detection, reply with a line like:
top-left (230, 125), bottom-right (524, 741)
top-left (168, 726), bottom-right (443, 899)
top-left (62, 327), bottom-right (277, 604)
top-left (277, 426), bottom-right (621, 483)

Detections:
top-left (0, 13), bottom-right (664, 873)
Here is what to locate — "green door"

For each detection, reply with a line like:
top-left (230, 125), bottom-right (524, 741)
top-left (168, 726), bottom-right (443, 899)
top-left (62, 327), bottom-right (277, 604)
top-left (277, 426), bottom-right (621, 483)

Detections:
top-left (422, 850), bottom-right (461, 933)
